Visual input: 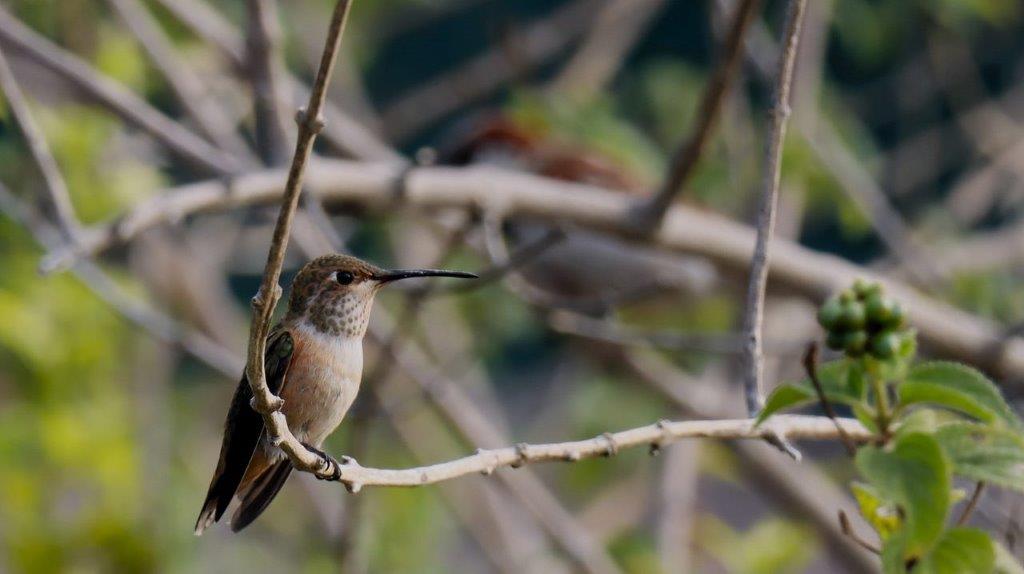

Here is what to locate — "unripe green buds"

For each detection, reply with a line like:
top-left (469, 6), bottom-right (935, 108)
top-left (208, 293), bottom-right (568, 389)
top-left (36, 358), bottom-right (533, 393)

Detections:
top-left (818, 298), bottom-right (843, 330)
top-left (843, 330), bottom-right (868, 356)
top-left (871, 330), bottom-right (900, 359)
top-left (818, 280), bottom-right (909, 361)
top-left (838, 301), bottom-right (866, 330)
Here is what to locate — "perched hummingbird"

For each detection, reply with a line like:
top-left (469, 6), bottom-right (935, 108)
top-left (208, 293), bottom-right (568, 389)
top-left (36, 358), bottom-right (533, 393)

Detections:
top-left (194, 254), bottom-right (476, 535)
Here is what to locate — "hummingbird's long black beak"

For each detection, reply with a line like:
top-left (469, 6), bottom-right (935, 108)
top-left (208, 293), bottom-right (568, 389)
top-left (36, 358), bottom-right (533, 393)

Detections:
top-left (377, 269), bottom-right (478, 283)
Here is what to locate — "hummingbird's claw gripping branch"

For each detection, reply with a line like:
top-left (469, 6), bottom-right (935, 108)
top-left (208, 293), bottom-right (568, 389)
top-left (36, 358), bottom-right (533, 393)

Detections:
top-left (299, 442), bottom-right (338, 480)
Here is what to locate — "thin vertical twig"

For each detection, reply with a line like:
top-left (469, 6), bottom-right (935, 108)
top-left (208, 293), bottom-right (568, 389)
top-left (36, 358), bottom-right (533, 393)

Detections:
top-left (548, 0), bottom-right (666, 100)
top-left (152, 0), bottom-right (404, 164)
top-left (740, 0), bottom-right (808, 416)
top-left (245, 0), bottom-right (347, 249)
top-left (245, 0), bottom-right (292, 166)
top-left (656, 442), bottom-right (700, 573)
top-left (640, 0), bottom-right (761, 227)
top-left (957, 482), bottom-right (987, 526)
top-left (803, 344), bottom-right (858, 456)
top-left (838, 510), bottom-right (882, 555)
top-left (0, 46), bottom-right (79, 239)
top-left (244, 0), bottom-right (357, 478)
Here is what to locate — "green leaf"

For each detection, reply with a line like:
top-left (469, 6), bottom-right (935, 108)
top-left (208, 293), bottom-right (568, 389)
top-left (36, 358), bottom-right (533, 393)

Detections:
top-left (857, 432), bottom-right (951, 563)
top-left (900, 362), bottom-right (1021, 429)
top-left (934, 422), bottom-right (1024, 492)
top-left (851, 482), bottom-right (901, 541)
top-left (914, 528), bottom-right (994, 574)
top-left (896, 409), bottom-right (940, 437)
top-left (757, 385), bottom-right (815, 424)
top-left (757, 360), bottom-right (866, 424)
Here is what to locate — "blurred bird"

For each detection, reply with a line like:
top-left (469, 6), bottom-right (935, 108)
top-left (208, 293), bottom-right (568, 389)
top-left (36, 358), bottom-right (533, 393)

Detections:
top-left (438, 114), bottom-right (716, 310)
top-left (194, 254), bottom-right (476, 534)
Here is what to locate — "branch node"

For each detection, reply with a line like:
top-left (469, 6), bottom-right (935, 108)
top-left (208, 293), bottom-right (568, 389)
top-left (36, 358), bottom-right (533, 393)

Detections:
top-left (476, 448), bottom-right (497, 475)
top-left (250, 394), bottom-right (284, 414)
top-left (650, 419), bottom-right (672, 456)
top-left (564, 450), bottom-right (581, 462)
top-left (295, 107), bottom-right (325, 134)
top-left (251, 283), bottom-right (282, 309)
top-left (601, 432), bottom-right (619, 457)
top-left (763, 427), bottom-right (802, 461)
top-left (512, 443), bottom-right (529, 468)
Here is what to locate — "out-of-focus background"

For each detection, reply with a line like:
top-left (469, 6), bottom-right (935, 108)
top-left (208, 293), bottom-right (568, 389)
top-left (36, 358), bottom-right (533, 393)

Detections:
top-left (1, 0), bottom-right (1024, 572)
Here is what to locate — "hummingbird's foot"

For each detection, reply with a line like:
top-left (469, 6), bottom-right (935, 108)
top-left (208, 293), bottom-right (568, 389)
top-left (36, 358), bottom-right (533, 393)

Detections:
top-left (302, 442), bottom-right (343, 481)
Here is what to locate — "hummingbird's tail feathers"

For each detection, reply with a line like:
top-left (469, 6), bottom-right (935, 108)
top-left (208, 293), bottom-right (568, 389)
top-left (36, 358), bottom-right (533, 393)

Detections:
top-left (194, 501), bottom-right (217, 536)
top-left (230, 460), bottom-right (293, 532)
top-left (194, 455), bottom-right (241, 536)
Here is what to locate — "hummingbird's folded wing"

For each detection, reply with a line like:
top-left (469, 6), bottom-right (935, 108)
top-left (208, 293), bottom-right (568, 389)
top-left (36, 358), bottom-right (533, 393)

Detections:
top-left (194, 327), bottom-right (295, 535)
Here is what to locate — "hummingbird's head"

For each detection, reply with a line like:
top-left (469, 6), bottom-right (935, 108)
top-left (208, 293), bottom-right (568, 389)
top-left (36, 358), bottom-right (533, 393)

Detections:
top-left (286, 254), bottom-right (476, 337)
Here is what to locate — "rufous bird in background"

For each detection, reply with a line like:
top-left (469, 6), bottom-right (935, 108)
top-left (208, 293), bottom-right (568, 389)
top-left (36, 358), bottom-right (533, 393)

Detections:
top-left (195, 254), bottom-right (476, 534)
top-left (437, 114), bottom-right (715, 310)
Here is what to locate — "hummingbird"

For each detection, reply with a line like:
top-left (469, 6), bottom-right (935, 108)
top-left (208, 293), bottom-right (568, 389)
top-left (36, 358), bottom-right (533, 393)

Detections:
top-left (194, 254), bottom-right (476, 535)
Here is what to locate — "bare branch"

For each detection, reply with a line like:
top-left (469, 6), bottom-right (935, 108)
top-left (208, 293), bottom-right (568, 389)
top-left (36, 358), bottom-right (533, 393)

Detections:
top-left (0, 184), bottom-right (241, 377)
top-left (305, 415), bottom-right (870, 489)
top-left (548, 0), bottom-right (666, 100)
top-left (152, 0), bottom-right (403, 164)
top-left (641, 0), bottom-right (761, 227)
top-left (625, 350), bottom-right (879, 571)
top-left (741, 0), bottom-right (807, 416)
top-left (242, 0), bottom-right (357, 480)
top-left (0, 5), bottom-right (243, 175)
top-left (728, 1), bottom-right (944, 287)
top-left (549, 309), bottom-right (805, 356)
top-left (43, 161), bottom-right (1024, 380)
top-left (371, 309), bottom-right (623, 574)
top-left (656, 442), bottom-right (700, 573)
top-left (380, 0), bottom-right (602, 142)
top-left (0, 45), bottom-right (79, 239)
top-left (433, 226), bottom-right (567, 295)
top-left (245, 0), bottom-right (293, 166)
top-left (104, 0), bottom-right (256, 161)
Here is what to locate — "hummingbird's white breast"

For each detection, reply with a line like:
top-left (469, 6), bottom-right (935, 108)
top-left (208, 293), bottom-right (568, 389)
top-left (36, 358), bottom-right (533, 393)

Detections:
top-left (262, 319), bottom-right (364, 460)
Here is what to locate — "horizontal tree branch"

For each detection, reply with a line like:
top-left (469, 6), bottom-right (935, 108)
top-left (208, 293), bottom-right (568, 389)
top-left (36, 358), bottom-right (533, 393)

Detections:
top-left (318, 415), bottom-right (869, 490)
top-left (45, 160), bottom-right (1024, 380)
top-left (0, 5), bottom-right (243, 175)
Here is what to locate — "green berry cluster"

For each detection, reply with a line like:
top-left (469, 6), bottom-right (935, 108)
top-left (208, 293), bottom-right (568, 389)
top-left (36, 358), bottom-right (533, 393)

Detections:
top-left (817, 280), bottom-right (906, 359)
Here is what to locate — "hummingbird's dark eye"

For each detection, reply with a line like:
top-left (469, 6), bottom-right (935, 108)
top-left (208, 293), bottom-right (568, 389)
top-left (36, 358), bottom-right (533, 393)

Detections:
top-left (335, 271), bottom-right (354, 285)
